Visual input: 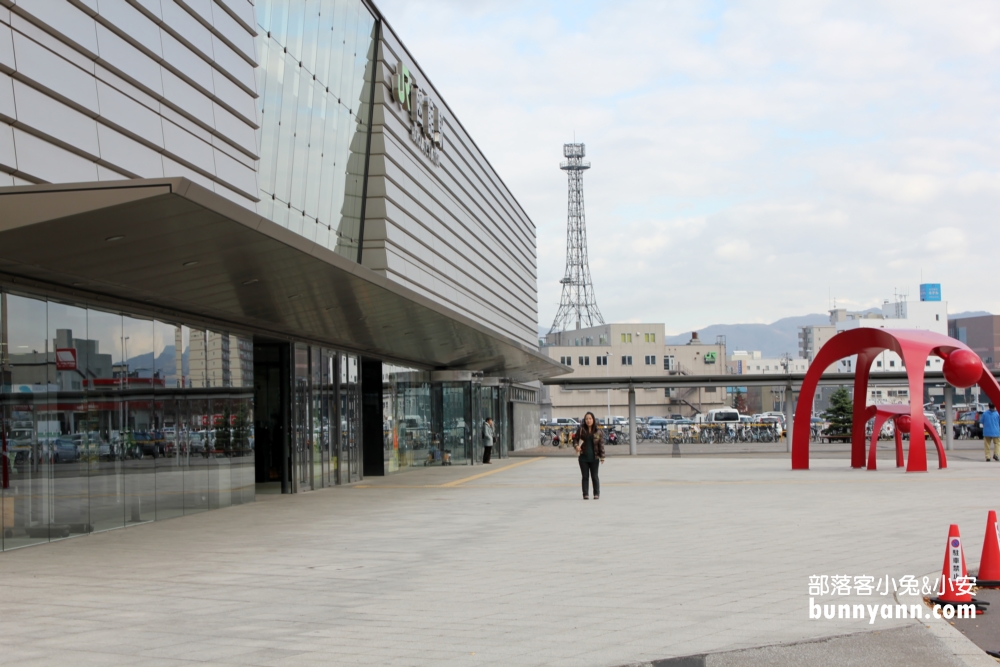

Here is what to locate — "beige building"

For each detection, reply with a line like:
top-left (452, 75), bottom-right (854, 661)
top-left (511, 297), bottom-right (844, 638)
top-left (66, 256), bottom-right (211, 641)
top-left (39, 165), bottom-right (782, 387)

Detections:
top-left (726, 351), bottom-right (808, 415)
top-left (541, 326), bottom-right (729, 421)
top-left (798, 325), bottom-right (836, 362)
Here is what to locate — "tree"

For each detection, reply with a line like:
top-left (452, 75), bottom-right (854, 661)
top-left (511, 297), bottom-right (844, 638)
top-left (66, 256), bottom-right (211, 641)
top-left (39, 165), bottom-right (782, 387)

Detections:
top-left (732, 388), bottom-right (748, 414)
top-left (822, 387), bottom-right (854, 436)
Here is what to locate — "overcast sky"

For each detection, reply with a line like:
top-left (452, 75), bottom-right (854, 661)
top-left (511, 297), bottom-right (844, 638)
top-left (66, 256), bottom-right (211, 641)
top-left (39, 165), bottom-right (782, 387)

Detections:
top-left (376, 0), bottom-right (1000, 335)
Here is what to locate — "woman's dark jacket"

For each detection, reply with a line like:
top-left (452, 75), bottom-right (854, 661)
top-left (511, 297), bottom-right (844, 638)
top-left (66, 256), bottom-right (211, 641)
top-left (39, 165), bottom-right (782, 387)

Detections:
top-left (574, 426), bottom-right (605, 459)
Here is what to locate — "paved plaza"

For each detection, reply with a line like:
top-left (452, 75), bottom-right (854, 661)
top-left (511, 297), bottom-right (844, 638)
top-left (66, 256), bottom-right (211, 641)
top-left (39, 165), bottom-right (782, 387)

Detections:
top-left (1, 454), bottom-right (999, 666)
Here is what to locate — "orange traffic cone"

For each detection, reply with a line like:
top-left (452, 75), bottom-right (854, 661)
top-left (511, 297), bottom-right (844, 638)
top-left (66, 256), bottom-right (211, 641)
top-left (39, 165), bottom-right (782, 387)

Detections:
top-left (977, 510), bottom-right (1000, 588)
top-left (929, 524), bottom-right (986, 613)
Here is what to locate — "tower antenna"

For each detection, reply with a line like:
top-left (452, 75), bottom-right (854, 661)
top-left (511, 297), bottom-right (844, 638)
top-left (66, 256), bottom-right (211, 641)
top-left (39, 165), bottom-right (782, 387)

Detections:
top-left (550, 142), bottom-right (604, 333)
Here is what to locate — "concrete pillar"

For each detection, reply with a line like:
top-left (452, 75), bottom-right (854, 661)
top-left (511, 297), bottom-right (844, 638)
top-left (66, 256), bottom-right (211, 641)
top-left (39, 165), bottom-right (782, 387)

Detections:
top-left (785, 382), bottom-right (794, 453)
top-left (628, 385), bottom-right (637, 456)
top-left (945, 385), bottom-right (953, 451)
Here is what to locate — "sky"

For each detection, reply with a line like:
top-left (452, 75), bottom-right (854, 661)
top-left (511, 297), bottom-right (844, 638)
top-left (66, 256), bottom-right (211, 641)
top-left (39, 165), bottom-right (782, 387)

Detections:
top-left (376, 0), bottom-right (1000, 335)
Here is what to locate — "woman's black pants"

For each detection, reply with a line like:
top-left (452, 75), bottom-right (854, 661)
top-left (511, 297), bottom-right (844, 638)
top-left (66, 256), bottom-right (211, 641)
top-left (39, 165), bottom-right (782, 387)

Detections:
top-left (579, 459), bottom-right (600, 497)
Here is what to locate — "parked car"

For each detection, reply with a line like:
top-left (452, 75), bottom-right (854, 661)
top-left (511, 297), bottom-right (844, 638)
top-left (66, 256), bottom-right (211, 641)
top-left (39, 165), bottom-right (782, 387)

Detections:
top-left (924, 412), bottom-right (943, 437)
top-left (46, 438), bottom-right (80, 463)
top-left (646, 418), bottom-right (672, 432)
top-left (761, 411), bottom-right (787, 425)
top-left (705, 409), bottom-right (741, 423)
top-left (957, 411), bottom-right (983, 439)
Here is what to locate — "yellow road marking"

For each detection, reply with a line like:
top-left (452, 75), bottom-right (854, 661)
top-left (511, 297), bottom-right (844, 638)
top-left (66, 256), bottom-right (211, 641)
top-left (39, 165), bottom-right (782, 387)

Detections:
top-left (439, 457), bottom-right (543, 487)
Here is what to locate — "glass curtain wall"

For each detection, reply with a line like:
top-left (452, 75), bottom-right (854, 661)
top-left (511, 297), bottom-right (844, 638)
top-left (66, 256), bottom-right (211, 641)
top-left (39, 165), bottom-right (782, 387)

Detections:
top-left (284, 345), bottom-right (358, 489)
top-left (339, 354), bottom-right (361, 483)
top-left (385, 372), bottom-right (512, 472)
top-left (254, 0), bottom-right (379, 260)
top-left (0, 290), bottom-right (254, 552)
top-left (385, 369), bottom-right (430, 473)
top-left (478, 383), bottom-right (509, 459)
top-left (430, 382), bottom-right (475, 466)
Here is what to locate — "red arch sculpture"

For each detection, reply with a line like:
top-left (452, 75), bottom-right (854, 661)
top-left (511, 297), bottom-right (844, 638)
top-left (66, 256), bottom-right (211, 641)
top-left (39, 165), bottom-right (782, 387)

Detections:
top-left (863, 404), bottom-right (945, 470)
top-left (792, 329), bottom-right (1000, 472)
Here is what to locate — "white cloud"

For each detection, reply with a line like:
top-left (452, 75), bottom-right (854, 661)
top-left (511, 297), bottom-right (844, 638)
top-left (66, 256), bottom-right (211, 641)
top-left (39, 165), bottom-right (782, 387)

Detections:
top-left (377, 0), bottom-right (1000, 331)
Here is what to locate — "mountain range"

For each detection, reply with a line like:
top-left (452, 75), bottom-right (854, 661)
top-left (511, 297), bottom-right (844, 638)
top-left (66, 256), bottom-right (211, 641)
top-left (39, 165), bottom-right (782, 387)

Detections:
top-left (664, 311), bottom-right (991, 358)
top-left (542, 311), bottom-right (993, 359)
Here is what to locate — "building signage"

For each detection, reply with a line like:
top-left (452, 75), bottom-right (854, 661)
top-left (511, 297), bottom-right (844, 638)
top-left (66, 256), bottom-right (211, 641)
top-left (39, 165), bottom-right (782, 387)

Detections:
top-left (704, 351), bottom-right (717, 364)
top-left (919, 283), bottom-right (941, 302)
top-left (391, 61), bottom-right (444, 166)
top-left (55, 348), bottom-right (77, 371)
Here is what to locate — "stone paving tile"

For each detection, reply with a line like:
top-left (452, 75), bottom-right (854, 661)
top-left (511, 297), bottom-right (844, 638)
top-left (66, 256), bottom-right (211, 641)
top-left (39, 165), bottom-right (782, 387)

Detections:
top-left (1, 457), bottom-right (999, 666)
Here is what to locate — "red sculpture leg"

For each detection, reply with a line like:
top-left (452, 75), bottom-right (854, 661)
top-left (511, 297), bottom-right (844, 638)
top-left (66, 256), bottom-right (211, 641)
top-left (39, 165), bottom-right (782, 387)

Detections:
top-left (867, 412), bottom-right (892, 470)
top-left (894, 421), bottom-right (903, 468)
top-left (901, 352), bottom-right (928, 473)
top-left (851, 351), bottom-right (874, 468)
top-left (924, 417), bottom-right (947, 469)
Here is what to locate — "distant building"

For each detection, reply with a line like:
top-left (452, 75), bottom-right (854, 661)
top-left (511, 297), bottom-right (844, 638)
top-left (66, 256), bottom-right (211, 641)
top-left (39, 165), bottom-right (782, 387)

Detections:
top-left (949, 315), bottom-right (1000, 371)
top-left (798, 325), bottom-right (836, 362)
top-left (540, 325), bottom-right (730, 420)
top-left (805, 287), bottom-right (950, 409)
top-left (728, 350), bottom-right (808, 375)
top-left (727, 351), bottom-right (808, 415)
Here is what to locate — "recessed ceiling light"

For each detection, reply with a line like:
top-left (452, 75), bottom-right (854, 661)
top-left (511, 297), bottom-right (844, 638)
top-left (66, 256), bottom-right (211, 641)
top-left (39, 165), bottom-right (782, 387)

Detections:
top-left (183, 261), bottom-right (199, 267)
top-left (242, 278), bottom-right (259, 285)
top-left (105, 235), bottom-right (124, 242)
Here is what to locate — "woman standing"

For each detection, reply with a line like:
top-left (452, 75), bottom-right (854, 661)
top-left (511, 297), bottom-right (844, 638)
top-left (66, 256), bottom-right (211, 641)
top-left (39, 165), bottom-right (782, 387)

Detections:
top-left (573, 412), bottom-right (605, 500)
top-left (481, 417), bottom-right (495, 464)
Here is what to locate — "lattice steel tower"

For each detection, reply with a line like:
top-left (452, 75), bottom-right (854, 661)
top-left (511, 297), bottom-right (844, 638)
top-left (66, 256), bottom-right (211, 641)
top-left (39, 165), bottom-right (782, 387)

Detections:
top-left (550, 143), bottom-right (604, 333)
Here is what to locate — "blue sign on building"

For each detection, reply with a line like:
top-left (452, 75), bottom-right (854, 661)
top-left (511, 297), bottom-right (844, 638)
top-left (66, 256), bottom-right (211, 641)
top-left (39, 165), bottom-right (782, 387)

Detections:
top-left (920, 283), bottom-right (942, 302)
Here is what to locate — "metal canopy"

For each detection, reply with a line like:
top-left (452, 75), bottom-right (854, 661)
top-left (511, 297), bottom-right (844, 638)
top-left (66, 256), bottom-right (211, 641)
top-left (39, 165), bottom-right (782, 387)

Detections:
top-left (543, 370), bottom-right (1000, 390)
top-left (0, 178), bottom-right (567, 382)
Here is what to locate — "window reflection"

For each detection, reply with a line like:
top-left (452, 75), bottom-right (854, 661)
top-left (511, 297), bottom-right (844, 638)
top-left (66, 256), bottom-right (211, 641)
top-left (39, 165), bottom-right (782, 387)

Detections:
top-left (255, 0), bottom-right (378, 260)
top-left (0, 292), bottom-right (256, 551)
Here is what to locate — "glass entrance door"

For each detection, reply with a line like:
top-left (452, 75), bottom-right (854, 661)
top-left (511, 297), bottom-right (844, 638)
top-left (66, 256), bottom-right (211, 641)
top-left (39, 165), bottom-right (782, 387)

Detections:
top-left (293, 344), bottom-right (311, 492)
top-left (339, 354), bottom-right (361, 483)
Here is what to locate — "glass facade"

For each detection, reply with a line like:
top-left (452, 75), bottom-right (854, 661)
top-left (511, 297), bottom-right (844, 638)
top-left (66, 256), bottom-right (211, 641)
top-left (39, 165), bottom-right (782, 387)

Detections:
top-left (0, 290), bottom-right (254, 551)
top-left (384, 371), bottom-right (509, 473)
top-left (286, 344), bottom-right (361, 492)
top-left (254, 0), bottom-right (379, 261)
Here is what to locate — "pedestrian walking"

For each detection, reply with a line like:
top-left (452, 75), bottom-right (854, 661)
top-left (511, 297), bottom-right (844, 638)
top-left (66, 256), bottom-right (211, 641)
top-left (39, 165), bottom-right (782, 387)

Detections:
top-left (573, 411), bottom-right (605, 500)
top-left (982, 403), bottom-right (1000, 462)
top-left (482, 417), bottom-right (495, 464)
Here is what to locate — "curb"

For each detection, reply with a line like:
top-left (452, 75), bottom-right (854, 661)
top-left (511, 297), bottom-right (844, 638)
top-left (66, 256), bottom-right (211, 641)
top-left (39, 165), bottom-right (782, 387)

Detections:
top-left (895, 572), bottom-right (999, 667)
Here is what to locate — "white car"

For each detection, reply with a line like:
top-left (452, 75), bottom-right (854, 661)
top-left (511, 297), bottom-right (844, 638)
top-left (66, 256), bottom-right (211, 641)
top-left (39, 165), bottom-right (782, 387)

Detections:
top-left (705, 409), bottom-right (741, 423)
top-left (924, 411), bottom-right (943, 436)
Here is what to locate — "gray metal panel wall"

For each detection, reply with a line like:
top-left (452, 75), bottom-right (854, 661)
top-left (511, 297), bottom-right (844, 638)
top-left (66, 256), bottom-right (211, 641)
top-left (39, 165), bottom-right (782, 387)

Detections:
top-left (0, 0), bottom-right (259, 207)
top-left (362, 24), bottom-right (539, 348)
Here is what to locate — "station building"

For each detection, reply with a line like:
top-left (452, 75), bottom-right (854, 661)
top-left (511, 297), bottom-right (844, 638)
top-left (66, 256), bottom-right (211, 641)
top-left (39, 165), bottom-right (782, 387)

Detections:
top-left (0, 0), bottom-right (562, 550)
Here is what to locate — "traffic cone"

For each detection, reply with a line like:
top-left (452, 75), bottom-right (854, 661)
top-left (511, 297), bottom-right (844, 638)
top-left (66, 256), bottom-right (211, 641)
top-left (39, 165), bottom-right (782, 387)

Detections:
top-left (977, 510), bottom-right (1000, 588)
top-left (929, 524), bottom-right (986, 613)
